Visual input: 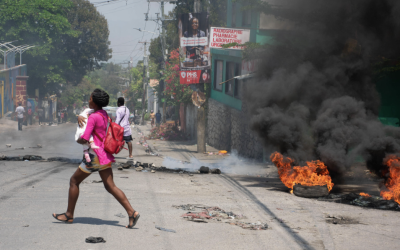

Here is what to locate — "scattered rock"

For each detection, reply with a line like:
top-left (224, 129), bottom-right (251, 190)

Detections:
top-left (23, 225), bottom-right (29, 227)
top-left (121, 163), bottom-right (131, 169)
top-left (136, 166), bottom-right (144, 171)
top-left (199, 166), bottom-right (209, 174)
top-left (117, 167), bottom-right (123, 171)
top-left (0, 155), bottom-right (6, 160)
top-left (210, 168), bottom-right (221, 174)
top-left (15, 147), bottom-right (25, 150)
top-left (6, 144), bottom-right (11, 148)
top-left (151, 170), bottom-right (156, 173)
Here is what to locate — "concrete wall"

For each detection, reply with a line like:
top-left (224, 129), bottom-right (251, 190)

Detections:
top-left (207, 98), bottom-right (264, 160)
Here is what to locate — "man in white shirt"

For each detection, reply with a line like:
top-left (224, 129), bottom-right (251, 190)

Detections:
top-left (15, 102), bottom-right (25, 131)
top-left (115, 97), bottom-right (134, 159)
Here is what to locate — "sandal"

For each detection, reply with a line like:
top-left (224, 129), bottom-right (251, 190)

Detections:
top-left (52, 213), bottom-right (73, 223)
top-left (127, 211), bottom-right (140, 229)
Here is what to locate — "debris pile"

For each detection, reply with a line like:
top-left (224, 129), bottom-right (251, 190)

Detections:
top-left (174, 204), bottom-right (267, 230)
top-left (146, 123), bottom-right (187, 141)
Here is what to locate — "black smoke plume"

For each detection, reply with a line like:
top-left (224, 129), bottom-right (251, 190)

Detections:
top-left (247, 0), bottom-right (400, 176)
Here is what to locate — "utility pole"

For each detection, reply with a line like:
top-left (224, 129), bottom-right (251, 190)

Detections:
top-left (194, 0), bottom-right (207, 153)
top-left (161, 1), bottom-right (167, 123)
top-left (139, 41), bottom-right (148, 125)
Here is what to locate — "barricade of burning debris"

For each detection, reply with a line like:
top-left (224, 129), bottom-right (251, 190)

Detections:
top-left (116, 160), bottom-right (221, 175)
top-left (173, 204), bottom-right (268, 230)
top-left (319, 192), bottom-right (400, 210)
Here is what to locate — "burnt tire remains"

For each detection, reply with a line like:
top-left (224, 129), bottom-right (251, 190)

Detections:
top-left (293, 184), bottom-right (329, 198)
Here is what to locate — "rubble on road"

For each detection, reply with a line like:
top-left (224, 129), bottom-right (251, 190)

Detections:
top-left (155, 226), bottom-right (176, 233)
top-left (15, 147), bottom-right (25, 150)
top-left (174, 204), bottom-right (268, 230)
top-left (319, 193), bottom-right (400, 211)
top-left (23, 155), bottom-right (43, 161)
top-left (6, 144), bottom-right (11, 148)
top-left (228, 221), bottom-right (268, 230)
top-left (325, 215), bottom-right (359, 225)
top-left (135, 166), bottom-right (144, 171)
top-left (29, 144), bottom-right (42, 148)
top-left (47, 157), bottom-right (81, 163)
top-left (199, 166), bottom-right (209, 173)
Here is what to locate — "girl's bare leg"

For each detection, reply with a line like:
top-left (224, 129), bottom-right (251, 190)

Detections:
top-left (99, 168), bottom-right (139, 227)
top-left (53, 168), bottom-right (90, 222)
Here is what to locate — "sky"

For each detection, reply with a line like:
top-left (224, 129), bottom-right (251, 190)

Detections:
top-left (89, 0), bottom-right (175, 66)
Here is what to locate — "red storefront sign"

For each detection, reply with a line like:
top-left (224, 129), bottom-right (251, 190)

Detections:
top-left (180, 70), bottom-right (201, 84)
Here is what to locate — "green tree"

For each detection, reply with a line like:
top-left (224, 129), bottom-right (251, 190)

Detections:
top-left (0, 0), bottom-right (111, 97)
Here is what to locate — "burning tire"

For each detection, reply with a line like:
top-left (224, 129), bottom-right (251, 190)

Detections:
top-left (293, 184), bottom-right (329, 198)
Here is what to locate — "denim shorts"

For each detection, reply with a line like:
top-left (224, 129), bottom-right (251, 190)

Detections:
top-left (123, 135), bottom-right (133, 143)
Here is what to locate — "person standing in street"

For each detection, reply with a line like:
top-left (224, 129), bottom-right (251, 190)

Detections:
top-left (15, 102), bottom-right (25, 131)
top-left (38, 108), bottom-right (44, 125)
top-left (116, 97), bottom-right (134, 160)
top-left (27, 101), bottom-right (32, 125)
top-left (156, 110), bottom-right (162, 127)
top-left (52, 89), bottom-right (140, 228)
top-left (150, 110), bottom-right (155, 128)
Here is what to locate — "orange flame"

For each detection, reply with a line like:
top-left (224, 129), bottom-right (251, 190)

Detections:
top-left (270, 152), bottom-right (334, 192)
top-left (380, 155), bottom-right (400, 205)
top-left (359, 192), bottom-right (371, 197)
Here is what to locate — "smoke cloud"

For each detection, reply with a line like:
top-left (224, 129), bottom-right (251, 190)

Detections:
top-left (247, 0), bottom-right (400, 176)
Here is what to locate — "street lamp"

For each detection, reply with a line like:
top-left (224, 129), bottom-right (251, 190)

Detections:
top-left (133, 28), bottom-right (160, 36)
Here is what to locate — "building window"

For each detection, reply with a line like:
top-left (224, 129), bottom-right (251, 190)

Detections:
top-left (214, 60), bottom-right (223, 91)
top-left (232, 3), bottom-right (236, 27)
top-left (226, 62), bottom-right (240, 96)
top-left (234, 72), bottom-right (242, 100)
top-left (242, 9), bottom-right (252, 26)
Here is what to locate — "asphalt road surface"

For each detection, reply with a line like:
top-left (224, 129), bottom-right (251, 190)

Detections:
top-left (1, 122), bottom-right (400, 249)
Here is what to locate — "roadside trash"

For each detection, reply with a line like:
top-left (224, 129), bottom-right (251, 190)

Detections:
top-left (151, 170), bottom-right (156, 173)
top-left (6, 144), bottom-right (11, 148)
top-left (117, 167), bottom-right (123, 171)
top-left (228, 221), bottom-right (268, 230)
top-left (142, 170), bottom-right (148, 173)
top-left (92, 180), bottom-right (103, 183)
top-left (210, 168), bottom-right (221, 174)
top-left (29, 144), bottom-right (42, 148)
top-left (174, 204), bottom-right (267, 230)
top-left (114, 213), bottom-right (126, 218)
top-left (199, 166), bottom-right (209, 173)
top-left (121, 163), bottom-right (131, 169)
top-left (24, 160), bottom-right (29, 162)
top-left (189, 174), bottom-right (193, 176)
top-left (85, 237), bottom-right (106, 243)
top-left (155, 226), bottom-right (176, 233)
top-left (219, 150), bottom-right (228, 154)
top-left (0, 155), bottom-right (5, 160)
top-left (136, 166), bottom-right (144, 171)
top-left (15, 147), bottom-right (25, 150)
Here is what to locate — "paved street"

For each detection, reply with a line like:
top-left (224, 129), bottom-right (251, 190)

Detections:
top-left (1, 120), bottom-right (400, 249)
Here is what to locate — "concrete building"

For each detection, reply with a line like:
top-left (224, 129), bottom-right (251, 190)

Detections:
top-left (0, 52), bottom-right (28, 118)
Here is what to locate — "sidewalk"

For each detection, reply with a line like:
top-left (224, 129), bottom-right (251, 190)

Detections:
top-left (115, 122), bottom-right (273, 176)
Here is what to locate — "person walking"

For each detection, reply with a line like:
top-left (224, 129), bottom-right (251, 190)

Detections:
top-left (38, 108), bottom-right (44, 125)
top-left (116, 97), bottom-right (134, 160)
top-left (150, 110), bottom-right (155, 128)
top-left (52, 89), bottom-right (140, 228)
top-left (27, 101), bottom-right (32, 125)
top-left (155, 110), bottom-right (162, 127)
top-left (15, 102), bottom-right (25, 131)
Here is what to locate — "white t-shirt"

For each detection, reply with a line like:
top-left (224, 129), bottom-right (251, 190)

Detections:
top-left (15, 106), bottom-right (25, 119)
